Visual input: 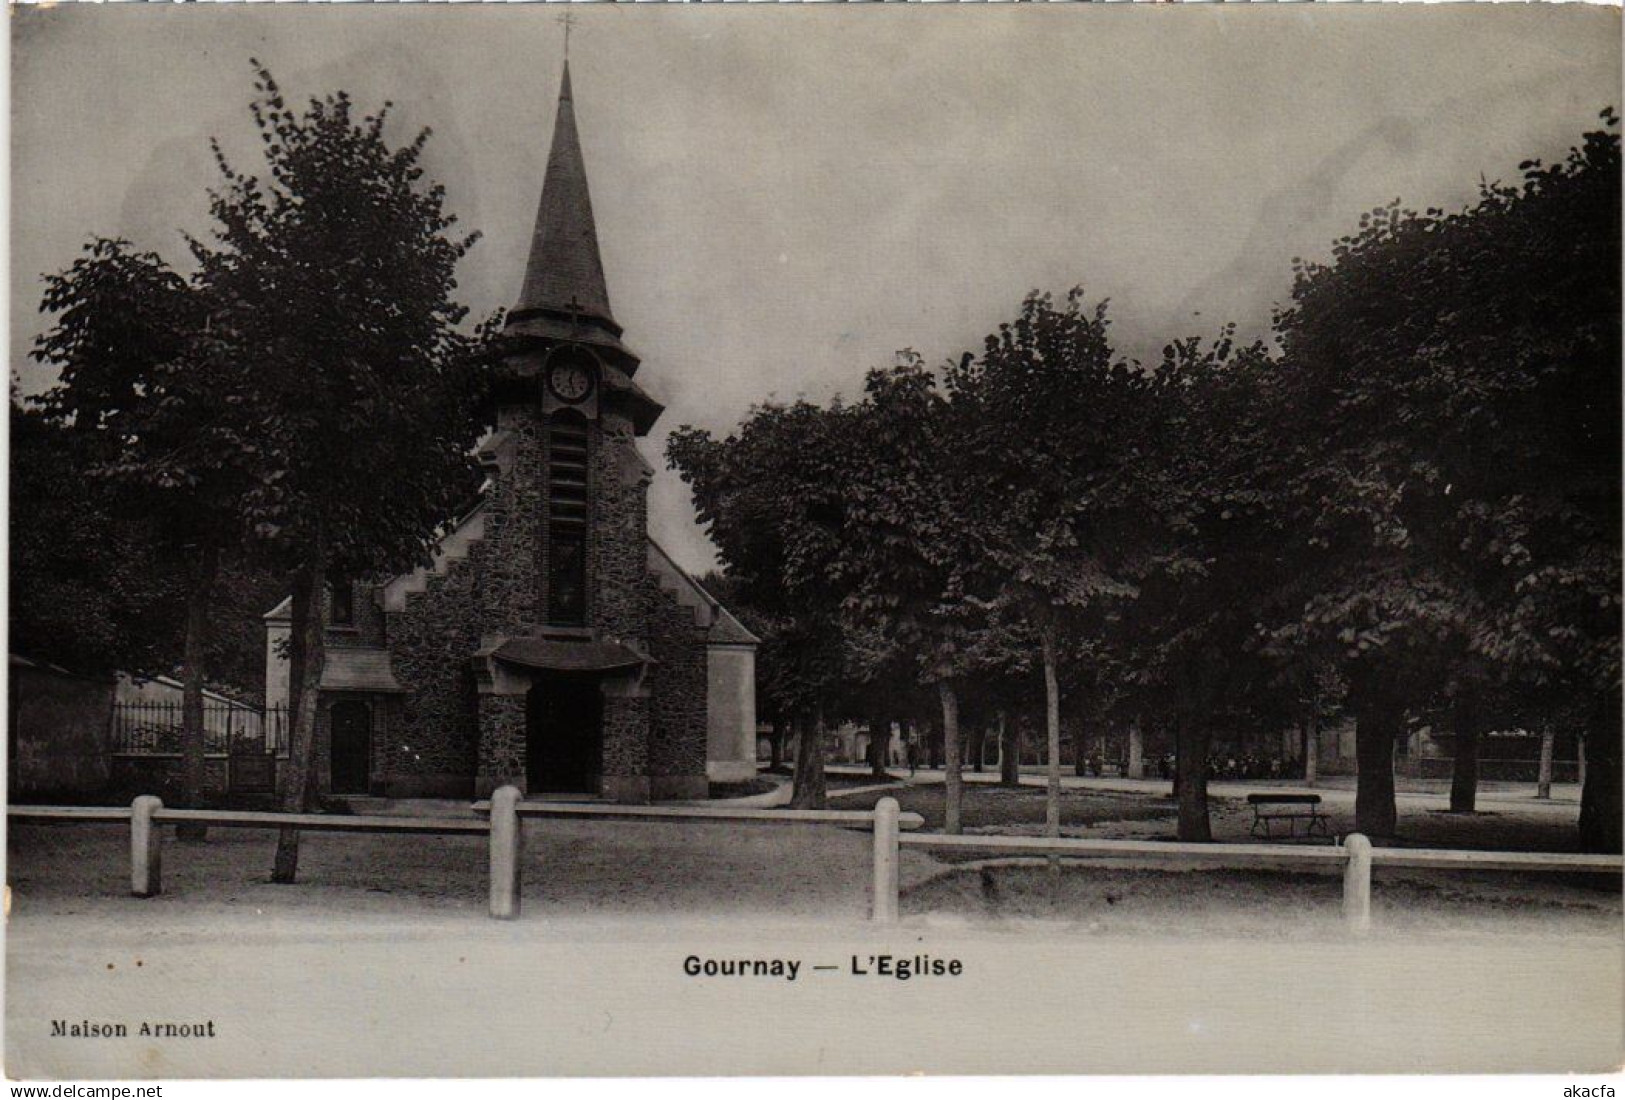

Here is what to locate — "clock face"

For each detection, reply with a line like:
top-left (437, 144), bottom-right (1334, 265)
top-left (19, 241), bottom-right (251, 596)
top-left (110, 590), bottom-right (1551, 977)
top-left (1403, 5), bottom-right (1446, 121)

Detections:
top-left (548, 360), bottom-right (594, 403)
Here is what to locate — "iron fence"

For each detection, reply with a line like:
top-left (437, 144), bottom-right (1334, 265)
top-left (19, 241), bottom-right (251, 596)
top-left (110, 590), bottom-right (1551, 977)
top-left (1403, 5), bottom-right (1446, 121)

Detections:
top-left (110, 701), bottom-right (281, 755)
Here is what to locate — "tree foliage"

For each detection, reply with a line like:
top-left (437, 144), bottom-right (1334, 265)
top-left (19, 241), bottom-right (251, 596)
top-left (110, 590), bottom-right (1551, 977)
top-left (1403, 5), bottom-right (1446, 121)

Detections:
top-left (183, 63), bottom-right (493, 877)
top-left (1266, 110), bottom-right (1620, 842)
top-left (670, 112), bottom-right (1619, 850)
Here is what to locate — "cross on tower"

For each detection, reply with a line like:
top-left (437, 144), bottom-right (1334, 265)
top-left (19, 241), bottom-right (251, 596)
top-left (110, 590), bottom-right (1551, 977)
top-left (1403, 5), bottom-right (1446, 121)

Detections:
top-left (558, 9), bottom-right (579, 60)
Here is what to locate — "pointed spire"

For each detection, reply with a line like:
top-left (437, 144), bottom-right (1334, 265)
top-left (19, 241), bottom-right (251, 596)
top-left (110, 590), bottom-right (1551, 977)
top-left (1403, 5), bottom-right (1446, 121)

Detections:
top-left (510, 61), bottom-right (617, 334)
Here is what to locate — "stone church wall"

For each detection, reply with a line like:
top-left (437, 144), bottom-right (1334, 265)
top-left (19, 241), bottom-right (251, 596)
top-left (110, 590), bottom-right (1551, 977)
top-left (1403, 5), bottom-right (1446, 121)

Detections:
top-left (323, 579), bottom-right (388, 650)
top-left (590, 409), bottom-right (651, 640)
top-left (646, 578), bottom-right (709, 797)
top-left (378, 404), bottom-right (548, 797)
top-left (282, 397), bottom-right (729, 802)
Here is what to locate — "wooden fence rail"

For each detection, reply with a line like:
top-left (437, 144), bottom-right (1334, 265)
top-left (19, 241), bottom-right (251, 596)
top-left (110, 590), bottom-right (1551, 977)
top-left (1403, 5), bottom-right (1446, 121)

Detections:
top-left (895, 822), bottom-right (1623, 935)
top-left (9, 806), bottom-right (134, 824)
top-left (7, 789), bottom-right (920, 920)
top-left (9, 792), bottom-right (1619, 930)
top-left (472, 799), bottom-right (927, 829)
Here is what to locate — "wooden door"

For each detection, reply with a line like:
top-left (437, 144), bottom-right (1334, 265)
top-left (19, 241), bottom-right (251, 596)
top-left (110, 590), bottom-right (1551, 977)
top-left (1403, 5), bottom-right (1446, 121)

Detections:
top-left (329, 700), bottom-right (371, 795)
top-left (526, 676), bottom-right (602, 794)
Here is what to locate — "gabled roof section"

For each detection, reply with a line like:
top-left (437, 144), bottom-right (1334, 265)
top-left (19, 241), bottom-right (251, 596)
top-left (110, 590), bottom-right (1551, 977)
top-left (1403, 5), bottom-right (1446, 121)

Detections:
top-left (646, 540), bottom-right (762, 648)
top-left (707, 605), bottom-right (760, 646)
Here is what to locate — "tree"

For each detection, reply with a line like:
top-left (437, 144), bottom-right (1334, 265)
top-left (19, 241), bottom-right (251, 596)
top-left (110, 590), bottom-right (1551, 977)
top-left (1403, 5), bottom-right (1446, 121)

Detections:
top-left (1115, 329), bottom-right (1285, 840)
top-left (191, 64), bottom-right (489, 880)
top-left (33, 239), bottom-right (257, 833)
top-left (8, 395), bottom-right (186, 678)
top-left (945, 291), bottom-right (1157, 839)
top-left (1268, 111), bottom-right (1621, 845)
top-left (835, 357), bottom-right (984, 832)
top-left (669, 398), bottom-right (860, 809)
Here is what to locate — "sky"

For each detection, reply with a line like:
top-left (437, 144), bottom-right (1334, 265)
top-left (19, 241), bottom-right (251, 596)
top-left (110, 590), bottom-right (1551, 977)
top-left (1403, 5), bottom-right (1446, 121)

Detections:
top-left (10, 3), bottom-right (1619, 574)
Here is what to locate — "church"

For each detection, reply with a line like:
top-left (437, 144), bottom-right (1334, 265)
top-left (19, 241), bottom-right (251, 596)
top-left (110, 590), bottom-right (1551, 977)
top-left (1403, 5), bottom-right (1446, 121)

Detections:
top-left (264, 63), bottom-right (759, 802)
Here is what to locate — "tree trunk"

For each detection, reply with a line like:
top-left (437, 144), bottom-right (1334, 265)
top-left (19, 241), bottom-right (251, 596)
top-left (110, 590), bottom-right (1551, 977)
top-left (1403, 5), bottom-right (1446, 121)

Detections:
top-left (970, 723), bottom-right (985, 774)
top-left (177, 543), bottom-right (220, 843)
top-left (1449, 686), bottom-right (1481, 813)
top-left (1041, 629), bottom-right (1062, 838)
top-left (1578, 695), bottom-right (1621, 854)
top-left (998, 710), bottom-right (1020, 787)
top-left (1127, 718), bottom-right (1144, 780)
top-left (790, 710), bottom-right (828, 810)
top-left (939, 680), bottom-right (963, 835)
top-left (1171, 717), bottom-right (1183, 801)
top-left (1354, 694), bottom-right (1401, 840)
top-left (272, 542), bottom-right (328, 884)
top-left (1175, 714), bottom-right (1212, 842)
top-left (769, 713), bottom-right (786, 771)
top-left (1303, 710), bottom-right (1319, 787)
top-left (868, 709), bottom-right (891, 779)
top-left (1536, 724), bottom-right (1555, 800)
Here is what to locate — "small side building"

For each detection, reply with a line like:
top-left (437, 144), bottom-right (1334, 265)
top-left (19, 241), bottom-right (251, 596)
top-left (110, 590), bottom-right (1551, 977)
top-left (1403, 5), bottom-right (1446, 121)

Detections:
top-left (8, 655), bottom-right (116, 802)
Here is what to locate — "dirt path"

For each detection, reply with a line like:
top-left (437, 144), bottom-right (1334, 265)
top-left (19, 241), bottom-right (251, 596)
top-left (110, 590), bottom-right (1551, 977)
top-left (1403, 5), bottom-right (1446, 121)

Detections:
top-left (7, 818), bottom-right (944, 924)
top-left (9, 814), bottom-right (1620, 1077)
top-left (7, 911), bottom-right (1619, 1077)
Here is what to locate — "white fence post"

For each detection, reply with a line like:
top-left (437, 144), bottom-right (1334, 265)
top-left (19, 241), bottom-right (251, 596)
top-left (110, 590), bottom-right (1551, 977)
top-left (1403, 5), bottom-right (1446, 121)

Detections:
top-left (871, 796), bottom-right (900, 924)
top-left (130, 796), bottom-right (163, 898)
top-left (1343, 832), bottom-right (1372, 936)
top-left (489, 785), bottom-right (522, 920)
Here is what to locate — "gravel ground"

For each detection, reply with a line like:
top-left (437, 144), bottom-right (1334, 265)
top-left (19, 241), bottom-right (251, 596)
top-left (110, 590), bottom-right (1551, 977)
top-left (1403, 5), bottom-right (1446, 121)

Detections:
top-left (905, 863), bottom-right (1621, 939)
top-left (8, 783), bottom-right (1618, 1078)
top-left (9, 913), bottom-right (1620, 1077)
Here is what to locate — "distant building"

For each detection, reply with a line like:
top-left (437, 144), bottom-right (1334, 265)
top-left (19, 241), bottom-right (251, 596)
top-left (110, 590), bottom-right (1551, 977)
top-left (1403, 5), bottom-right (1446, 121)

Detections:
top-left (9, 656), bottom-right (264, 802)
top-left (8, 655), bottom-right (115, 801)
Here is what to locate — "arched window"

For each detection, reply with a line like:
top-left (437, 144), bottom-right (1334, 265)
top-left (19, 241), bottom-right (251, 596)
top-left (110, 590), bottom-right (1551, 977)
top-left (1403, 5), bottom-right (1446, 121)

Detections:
top-left (547, 412), bottom-right (590, 626)
top-left (329, 581), bottom-right (354, 626)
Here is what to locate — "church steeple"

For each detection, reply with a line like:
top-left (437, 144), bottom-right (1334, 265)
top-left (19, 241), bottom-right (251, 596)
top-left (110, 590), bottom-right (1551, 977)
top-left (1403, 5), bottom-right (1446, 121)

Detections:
top-left (508, 62), bottom-right (625, 353)
top-left (496, 58), bottom-right (658, 432)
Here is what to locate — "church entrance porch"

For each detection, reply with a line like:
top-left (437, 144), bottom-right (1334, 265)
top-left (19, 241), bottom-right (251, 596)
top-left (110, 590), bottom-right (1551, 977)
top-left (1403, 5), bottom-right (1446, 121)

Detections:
top-left (472, 634), bottom-right (653, 801)
top-left (525, 674), bottom-right (602, 794)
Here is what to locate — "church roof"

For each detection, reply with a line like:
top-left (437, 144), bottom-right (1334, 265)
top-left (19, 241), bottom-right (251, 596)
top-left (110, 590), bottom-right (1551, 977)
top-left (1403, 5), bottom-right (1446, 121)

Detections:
top-left (645, 540), bottom-right (762, 648)
top-left (507, 63), bottom-right (635, 365)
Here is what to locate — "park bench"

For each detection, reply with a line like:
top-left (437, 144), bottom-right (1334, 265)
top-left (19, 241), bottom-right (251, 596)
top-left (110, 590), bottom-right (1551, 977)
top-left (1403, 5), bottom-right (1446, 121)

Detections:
top-left (1247, 793), bottom-right (1330, 839)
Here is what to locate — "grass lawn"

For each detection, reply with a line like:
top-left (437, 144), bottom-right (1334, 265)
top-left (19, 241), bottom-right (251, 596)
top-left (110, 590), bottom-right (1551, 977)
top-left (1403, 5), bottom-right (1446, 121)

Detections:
top-left (705, 776), bottom-right (781, 799)
top-left (821, 780), bottom-right (1618, 934)
top-left (827, 781), bottom-right (1590, 852)
top-left (818, 771), bottom-right (906, 789)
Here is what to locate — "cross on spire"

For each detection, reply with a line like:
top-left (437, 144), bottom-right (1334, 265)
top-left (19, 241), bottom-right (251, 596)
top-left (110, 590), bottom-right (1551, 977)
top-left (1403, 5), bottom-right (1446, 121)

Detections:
top-left (558, 9), bottom-right (579, 61)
